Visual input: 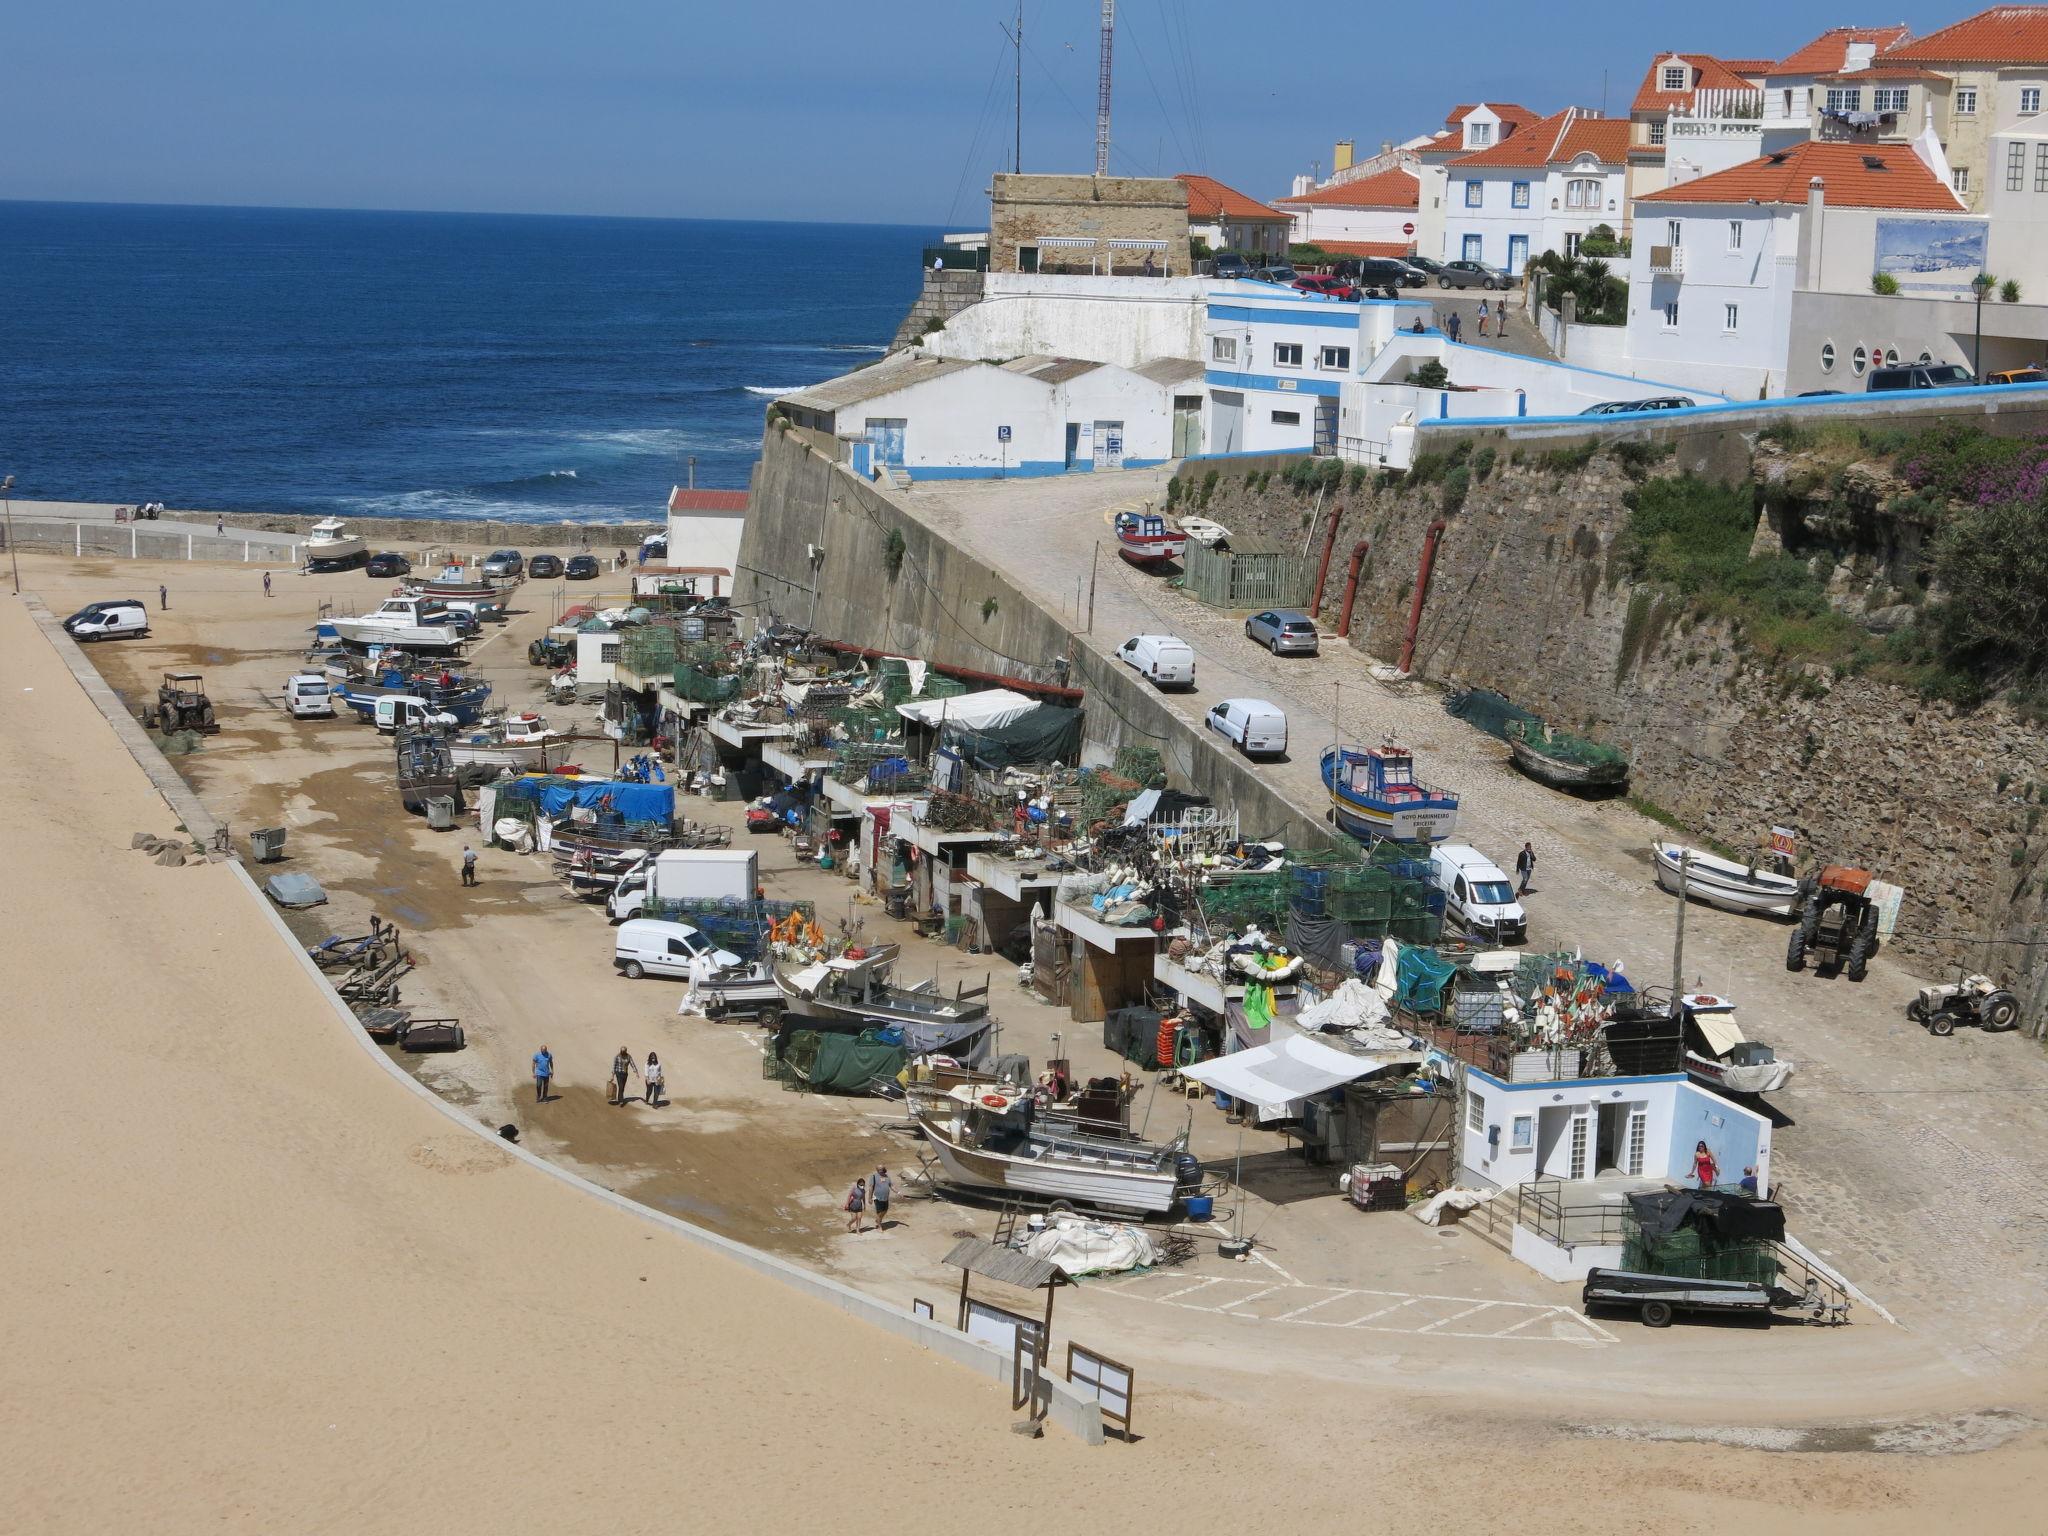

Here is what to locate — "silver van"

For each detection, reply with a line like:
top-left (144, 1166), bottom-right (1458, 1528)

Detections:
top-left (1115, 634), bottom-right (1196, 690)
top-left (282, 673), bottom-right (335, 719)
top-left (1205, 698), bottom-right (1287, 757)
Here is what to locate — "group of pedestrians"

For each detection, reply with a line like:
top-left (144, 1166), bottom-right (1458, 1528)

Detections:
top-left (528, 1044), bottom-right (666, 1108)
top-left (843, 1165), bottom-right (894, 1234)
top-left (1436, 297), bottom-right (1513, 346)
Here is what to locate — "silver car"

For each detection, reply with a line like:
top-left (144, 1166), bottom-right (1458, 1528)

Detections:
top-left (480, 548), bottom-right (524, 578)
top-left (1244, 609), bottom-right (1319, 656)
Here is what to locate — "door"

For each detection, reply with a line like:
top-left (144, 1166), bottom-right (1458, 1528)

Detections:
top-left (1172, 395), bottom-right (1202, 457)
top-left (1211, 389), bottom-right (1244, 453)
top-left (865, 418), bottom-right (907, 467)
top-left (1462, 233), bottom-right (1483, 262)
top-left (1507, 234), bottom-right (1529, 276)
top-left (1313, 395), bottom-right (1337, 455)
top-left (1064, 423), bottom-right (1082, 469)
top-left (1597, 1102), bottom-right (1626, 1173)
top-left (1093, 420), bottom-right (1125, 470)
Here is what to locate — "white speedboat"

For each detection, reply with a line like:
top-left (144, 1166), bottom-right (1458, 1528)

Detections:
top-left (330, 596), bottom-right (464, 652)
top-left (448, 714), bottom-right (574, 775)
top-left (1651, 842), bottom-right (1801, 917)
top-left (304, 518), bottom-right (368, 569)
top-left (1680, 994), bottom-right (1796, 1095)
top-left (911, 1085), bottom-right (1199, 1216)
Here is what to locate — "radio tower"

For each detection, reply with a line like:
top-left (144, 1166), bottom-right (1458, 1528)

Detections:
top-left (1094, 0), bottom-right (1115, 177)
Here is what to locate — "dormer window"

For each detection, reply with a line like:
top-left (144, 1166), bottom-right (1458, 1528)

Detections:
top-left (1470, 121), bottom-right (1493, 146)
top-left (1662, 65), bottom-right (1688, 91)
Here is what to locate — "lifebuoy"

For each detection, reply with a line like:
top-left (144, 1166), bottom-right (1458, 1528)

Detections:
top-left (979, 1093), bottom-right (1008, 1109)
top-left (1695, 994), bottom-right (1721, 1007)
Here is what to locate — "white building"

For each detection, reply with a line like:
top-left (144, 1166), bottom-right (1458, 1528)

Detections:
top-left (1626, 53), bottom-right (1772, 204)
top-left (1411, 103), bottom-right (1545, 262)
top-left (1273, 165), bottom-right (1420, 248)
top-left (664, 488), bottom-right (748, 598)
top-left (1443, 108), bottom-right (1632, 274)
top-left (918, 272), bottom-right (1207, 370)
top-left (1177, 173), bottom-right (1292, 261)
top-left (1756, 24), bottom-right (1919, 154)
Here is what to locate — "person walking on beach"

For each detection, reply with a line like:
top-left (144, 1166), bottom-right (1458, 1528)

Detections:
top-left (532, 1045), bottom-right (554, 1103)
top-left (216, 516), bottom-right (224, 536)
top-left (844, 1177), bottom-right (867, 1233)
top-left (158, 584), bottom-right (168, 612)
top-left (609, 1047), bottom-right (635, 1106)
top-left (1477, 297), bottom-right (1491, 337)
top-left (262, 570), bottom-right (272, 598)
top-left (868, 1165), bottom-right (893, 1233)
top-left (460, 844), bottom-right (478, 887)
top-left (1515, 841), bottom-right (1536, 895)
top-left (643, 1051), bottom-right (665, 1108)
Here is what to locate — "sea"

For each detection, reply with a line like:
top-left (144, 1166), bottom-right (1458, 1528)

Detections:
top-left (1, 200), bottom-right (938, 523)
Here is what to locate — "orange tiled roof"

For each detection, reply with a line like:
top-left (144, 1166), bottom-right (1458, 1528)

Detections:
top-left (1176, 173), bottom-right (1289, 223)
top-left (1443, 102), bottom-right (1543, 132)
top-left (1451, 109), bottom-right (1630, 168)
top-left (1631, 54), bottom-right (1762, 116)
top-left (1635, 139), bottom-right (1965, 210)
top-left (1815, 63), bottom-right (1944, 80)
top-left (1314, 240), bottom-right (1418, 259)
top-left (1886, 6), bottom-right (2048, 63)
top-left (669, 488), bottom-right (749, 513)
top-left (1772, 24), bottom-right (1913, 73)
top-left (1275, 167), bottom-right (1419, 208)
top-left (1720, 58), bottom-right (1779, 74)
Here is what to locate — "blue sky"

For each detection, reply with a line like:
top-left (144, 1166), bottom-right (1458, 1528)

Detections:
top-left (1, 1), bottom-right (1979, 225)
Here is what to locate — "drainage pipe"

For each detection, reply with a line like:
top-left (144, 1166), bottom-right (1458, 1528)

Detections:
top-left (1308, 503), bottom-right (1344, 620)
top-left (1396, 519), bottom-right (1447, 675)
top-left (1335, 540), bottom-right (1371, 638)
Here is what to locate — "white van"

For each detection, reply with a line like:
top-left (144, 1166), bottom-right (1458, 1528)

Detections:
top-left (1430, 843), bottom-right (1527, 945)
top-left (62, 600), bottom-right (149, 642)
top-left (1205, 698), bottom-right (1287, 757)
top-left (1115, 634), bottom-right (1196, 690)
top-left (613, 918), bottom-right (743, 980)
top-left (374, 694), bottom-right (457, 734)
top-left (282, 673), bottom-right (335, 718)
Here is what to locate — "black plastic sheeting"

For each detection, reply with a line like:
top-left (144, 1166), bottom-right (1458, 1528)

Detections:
top-left (1626, 1189), bottom-right (1786, 1243)
top-left (938, 705), bottom-right (1084, 770)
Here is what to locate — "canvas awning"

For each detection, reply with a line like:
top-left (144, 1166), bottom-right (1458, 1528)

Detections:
top-left (1691, 1006), bottom-right (1745, 1057)
top-left (1181, 1033), bottom-right (1397, 1120)
top-left (896, 688), bottom-right (1039, 731)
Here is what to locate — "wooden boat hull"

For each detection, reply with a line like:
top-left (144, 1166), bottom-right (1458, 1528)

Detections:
top-left (1685, 1050), bottom-right (1795, 1095)
top-left (1508, 736), bottom-right (1629, 790)
top-left (913, 1109), bottom-right (1184, 1215)
top-left (1652, 843), bottom-right (1800, 917)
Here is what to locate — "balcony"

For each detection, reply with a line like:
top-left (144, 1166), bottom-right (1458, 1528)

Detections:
top-left (1647, 245), bottom-right (1686, 277)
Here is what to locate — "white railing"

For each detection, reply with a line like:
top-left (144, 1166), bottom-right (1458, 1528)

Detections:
top-left (1648, 245), bottom-right (1686, 277)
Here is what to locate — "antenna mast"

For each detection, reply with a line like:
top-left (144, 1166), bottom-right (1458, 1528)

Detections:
top-left (1095, 0), bottom-right (1115, 176)
top-left (1003, 2), bottom-right (1023, 174)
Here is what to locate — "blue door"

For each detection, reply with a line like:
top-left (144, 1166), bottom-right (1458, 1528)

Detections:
top-left (1462, 234), bottom-right (1482, 262)
top-left (1507, 234), bottom-right (1529, 276)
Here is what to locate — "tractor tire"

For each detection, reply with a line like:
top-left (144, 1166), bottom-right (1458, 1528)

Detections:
top-left (1929, 1012), bottom-right (1957, 1037)
top-left (1907, 997), bottom-right (1928, 1023)
top-left (1641, 1300), bottom-right (1674, 1328)
top-left (199, 703), bottom-right (215, 729)
top-left (1785, 929), bottom-right (1807, 972)
top-left (757, 1004), bottom-right (785, 1028)
top-left (1846, 924), bottom-right (1874, 983)
top-left (1984, 994), bottom-right (2020, 1030)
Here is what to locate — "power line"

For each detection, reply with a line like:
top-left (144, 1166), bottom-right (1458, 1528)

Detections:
top-left (1118, 5), bottom-right (1194, 171)
top-left (946, 33), bottom-right (1016, 229)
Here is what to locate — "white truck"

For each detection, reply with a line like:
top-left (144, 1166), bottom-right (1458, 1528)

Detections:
top-left (606, 847), bottom-right (759, 924)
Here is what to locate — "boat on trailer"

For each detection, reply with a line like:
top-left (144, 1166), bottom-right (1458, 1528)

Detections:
top-left (1320, 741), bottom-right (1460, 843)
top-left (912, 1085), bottom-right (1200, 1215)
top-left (1651, 842), bottom-right (1801, 917)
top-left (304, 518), bottom-right (367, 571)
top-left (331, 596), bottom-right (466, 653)
top-left (1113, 511), bottom-right (1187, 566)
top-left (775, 946), bottom-right (991, 1030)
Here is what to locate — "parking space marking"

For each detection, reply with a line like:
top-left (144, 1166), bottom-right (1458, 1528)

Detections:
top-left (1099, 1272), bottom-right (1611, 1346)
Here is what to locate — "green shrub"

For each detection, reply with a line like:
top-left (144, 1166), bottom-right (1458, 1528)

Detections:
top-left (1536, 440), bottom-right (1598, 476)
top-left (882, 527), bottom-right (907, 580)
top-left (1165, 475), bottom-right (1183, 507)
top-left (1410, 359), bottom-right (1451, 389)
top-left (1470, 446), bottom-right (1497, 480)
top-left (1441, 464), bottom-right (1471, 516)
top-left (2003, 279), bottom-right (2023, 303)
top-left (1872, 271), bottom-right (1900, 295)
top-left (1612, 439), bottom-right (1673, 481)
top-left (1347, 463), bottom-right (1369, 492)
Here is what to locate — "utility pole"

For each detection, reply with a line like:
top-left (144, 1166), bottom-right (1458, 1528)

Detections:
top-left (1013, 2), bottom-right (1023, 173)
top-left (1095, 0), bottom-right (1115, 177)
top-left (1085, 541), bottom-right (1099, 633)
top-left (3, 475), bottom-right (17, 595)
top-left (1670, 850), bottom-right (1691, 1005)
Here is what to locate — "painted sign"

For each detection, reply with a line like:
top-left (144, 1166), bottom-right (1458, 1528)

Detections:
top-left (1873, 217), bottom-right (1989, 293)
top-left (1388, 803), bottom-right (1460, 841)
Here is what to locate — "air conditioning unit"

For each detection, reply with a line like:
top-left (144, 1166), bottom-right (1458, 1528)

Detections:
top-left (1649, 245), bottom-right (1686, 276)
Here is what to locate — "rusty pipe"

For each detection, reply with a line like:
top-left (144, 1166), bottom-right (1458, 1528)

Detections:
top-left (1308, 503), bottom-right (1344, 620)
top-left (1335, 539), bottom-right (1371, 639)
top-left (1396, 519), bottom-right (1447, 675)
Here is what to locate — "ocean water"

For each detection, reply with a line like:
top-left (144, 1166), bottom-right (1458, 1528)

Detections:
top-left (1, 201), bottom-right (937, 522)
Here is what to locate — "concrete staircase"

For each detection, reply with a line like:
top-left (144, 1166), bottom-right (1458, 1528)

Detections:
top-left (888, 269), bottom-right (987, 352)
top-left (1453, 1193), bottom-right (1516, 1259)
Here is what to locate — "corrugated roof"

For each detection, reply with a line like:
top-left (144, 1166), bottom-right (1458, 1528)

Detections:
top-left (1886, 6), bottom-right (2048, 63)
top-left (1177, 172), bottom-right (1289, 223)
top-left (1000, 355), bottom-right (1101, 385)
top-left (668, 488), bottom-right (749, 513)
top-left (1631, 54), bottom-right (1762, 115)
top-left (777, 354), bottom-right (977, 412)
top-left (1772, 23), bottom-right (1913, 73)
top-left (1636, 139), bottom-right (1965, 211)
top-left (1275, 167), bottom-right (1418, 208)
top-left (1452, 109), bottom-right (1629, 168)
top-left (942, 1237), bottom-right (1069, 1289)
top-left (1132, 356), bottom-right (1205, 386)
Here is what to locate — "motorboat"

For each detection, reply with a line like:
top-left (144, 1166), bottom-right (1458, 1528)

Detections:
top-left (330, 596), bottom-right (465, 652)
top-left (395, 729), bottom-right (461, 815)
top-left (303, 518), bottom-right (367, 571)
top-left (1178, 516), bottom-right (1231, 548)
top-left (1651, 842), bottom-right (1801, 917)
top-left (448, 714), bottom-right (575, 777)
top-left (1321, 741), bottom-right (1460, 843)
top-left (912, 1085), bottom-right (1200, 1215)
top-left (336, 677), bottom-right (492, 725)
top-left (693, 960), bottom-right (787, 1022)
top-left (775, 946), bottom-right (991, 1029)
top-left (1113, 510), bottom-right (1187, 566)
top-left (408, 563), bottom-right (505, 599)
top-left (1679, 993), bottom-right (1796, 1095)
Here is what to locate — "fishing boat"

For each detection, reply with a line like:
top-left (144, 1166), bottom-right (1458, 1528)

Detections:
top-left (1320, 741), bottom-right (1460, 843)
top-left (407, 564), bottom-right (505, 600)
top-left (330, 596), bottom-right (465, 652)
top-left (1178, 516), bottom-right (1231, 549)
top-left (1679, 994), bottom-right (1796, 1095)
top-left (1506, 719), bottom-right (1630, 792)
top-left (775, 946), bottom-right (991, 1029)
top-left (1651, 842), bottom-right (1801, 917)
top-left (912, 1085), bottom-right (1201, 1215)
top-left (1113, 510), bottom-right (1187, 566)
top-left (395, 729), bottom-right (461, 815)
top-left (336, 679), bottom-right (492, 725)
top-left (303, 518), bottom-right (367, 571)
top-left (695, 960), bottom-right (788, 1022)
top-left (449, 714), bottom-right (575, 777)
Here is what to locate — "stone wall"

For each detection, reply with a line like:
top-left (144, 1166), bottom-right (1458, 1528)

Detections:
top-left (988, 173), bottom-right (1190, 276)
top-left (194, 511), bottom-right (664, 548)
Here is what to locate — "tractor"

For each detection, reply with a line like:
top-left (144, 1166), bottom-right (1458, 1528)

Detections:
top-left (1909, 974), bottom-right (2023, 1035)
top-left (1785, 865), bottom-right (1879, 981)
top-left (147, 671), bottom-right (219, 734)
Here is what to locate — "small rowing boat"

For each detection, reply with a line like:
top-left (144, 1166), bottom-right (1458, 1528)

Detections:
top-left (1651, 842), bottom-right (1800, 917)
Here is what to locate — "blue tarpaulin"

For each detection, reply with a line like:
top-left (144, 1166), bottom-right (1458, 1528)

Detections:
top-left (496, 777), bottom-right (675, 824)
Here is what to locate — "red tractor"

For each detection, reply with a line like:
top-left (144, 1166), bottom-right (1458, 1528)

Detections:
top-left (1786, 865), bottom-right (1880, 982)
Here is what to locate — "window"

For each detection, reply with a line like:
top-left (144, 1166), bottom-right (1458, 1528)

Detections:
top-left (1852, 345), bottom-right (1869, 376)
top-left (1649, 122), bottom-right (1666, 146)
top-left (1728, 219), bottom-right (1743, 250)
top-left (1211, 335), bottom-right (1237, 363)
top-left (601, 642), bottom-right (621, 664)
top-left (1663, 300), bottom-right (1680, 328)
top-left (1464, 179), bottom-right (1483, 207)
top-left (1723, 303), bottom-right (1740, 332)
top-left (1874, 87), bottom-right (1909, 113)
top-left (1564, 232), bottom-right (1582, 256)
top-left (2025, 87), bottom-right (2043, 114)
top-left (1666, 219), bottom-right (1683, 247)
top-left (1956, 87), bottom-right (1978, 114)
top-left (2010, 140), bottom-right (2028, 192)
top-left (1886, 347), bottom-right (1901, 368)
top-left (1782, 88), bottom-right (1794, 117)
top-left (1824, 87), bottom-right (1863, 114)
top-left (1017, 244), bottom-right (1040, 274)
top-left (1820, 341), bottom-right (1837, 373)
top-left (1273, 342), bottom-right (1302, 368)
top-left (1662, 64), bottom-right (1688, 90)
top-left (1625, 1111), bottom-right (1647, 1176)
top-left (1954, 166), bottom-right (1971, 194)
top-left (1566, 177), bottom-right (1601, 209)
top-left (1270, 410), bottom-right (1301, 426)
top-left (1511, 1115), bottom-right (1535, 1152)
top-left (1512, 180), bottom-right (1531, 208)
top-left (1919, 351), bottom-right (1934, 364)
top-left (1319, 345), bottom-right (1351, 370)
top-left (2037, 148), bottom-right (2048, 193)
top-left (1462, 233), bottom-right (1483, 260)
top-left (1470, 122), bottom-right (1493, 146)
top-left (1466, 1092), bottom-right (1486, 1135)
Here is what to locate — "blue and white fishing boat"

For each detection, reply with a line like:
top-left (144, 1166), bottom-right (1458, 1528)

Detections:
top-left (1320, 740), bottom-right (1460, 843)
top-left (336, 679), bottom-right (492, 725)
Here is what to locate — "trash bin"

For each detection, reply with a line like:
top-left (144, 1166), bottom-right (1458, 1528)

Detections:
top-left (425, 797), bottom-right (456, 831)
top-left (250, 826), bottom-right (287, 863)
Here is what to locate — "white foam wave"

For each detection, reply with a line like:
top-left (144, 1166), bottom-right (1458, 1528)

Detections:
top-left (744, 386), bottom-right (802, 397)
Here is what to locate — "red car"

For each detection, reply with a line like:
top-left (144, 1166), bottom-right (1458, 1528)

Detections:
top-left (1293, 274), bottom-right (1362, 302)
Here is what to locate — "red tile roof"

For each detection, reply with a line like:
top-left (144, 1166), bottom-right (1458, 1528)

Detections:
top-left (1720, 58), bottom-right (1780, 74)
top-left (1314, 240), bottom-right (1418, 259)
top-left (1176, 173), bottom-right (1289, 223)
top-left (1772, 24), bottom-right (1913, 74)
top-left (1631, 54), bottom-right (1762, 116)
top-left (1275, 167), bottom-right (1419, 208)
top-left (1451, 109), bottom-right (1630, 168)
top-left (1815, 63), bottom-right (1944, 80)
top-left (1444, 102), bottom-right (1543, 132)
top-left (1635, 139), bottom-right (1965, 210)
top-left (669, 488), bottom-right (749, 513)
top-left (1886, 6), bottom-right (2048, 63)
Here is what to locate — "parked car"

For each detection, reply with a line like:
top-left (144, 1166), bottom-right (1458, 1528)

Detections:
top-left (565, 554), bottom-right (601, 580)
top-left (62, 599), bottom-right (149, 642)
top-left (614, 918), bottom-right (742, 980)
top-left (1341, 256), bottom-right (1424, 291)
top-left (528, 553), bottom-right (564, 579)
top-left (1210, 251), bottom-right (1254, 279)
top-left (1794, 389), bottom-right (1844, 397)
top-left (1255, 265), bottom-right (1300, 285)
top-left (1205, 698), bottom-right (1288, 757)
top-left (1403, 256), bottom-right (1448, 281)
top-left (364, 551), bottom-right (411, 578)
top-left (1579, 396), bottom-right (1696, 415)
top-left (1429, 843), bottom-right (1527, 945)
top-left (1867, 363), bottom-right (1973, 392)
top-left (1244, 608), bottom-right (1320, 655)
top-left (1985, 367), bottom-right (2047, 385)
top-left (480, 548), bottom-right (524, 578)
top-left (1294, 274), bottom-right (1362, 301)
top-left (281, 673), bottom-right (335, 719)
top-left (1115, 634), bottom-right (1197, 690)
top-left (1438, 260), bottom-right (1507, 289)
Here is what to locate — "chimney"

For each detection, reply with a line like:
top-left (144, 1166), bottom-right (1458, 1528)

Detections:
top-left (1334, 139), bottom-right (1355, 173)
top-left (1804, 176), bottom-right (1825, 288)
top-left (1380, 139), bottom-right (1394, 155)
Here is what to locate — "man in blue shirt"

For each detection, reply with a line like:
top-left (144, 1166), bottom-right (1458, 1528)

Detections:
top-left (532, 1045), bottom-right (554, 1104)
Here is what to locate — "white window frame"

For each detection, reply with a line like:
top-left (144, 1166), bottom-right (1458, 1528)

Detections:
top-left (1470, 122), bottom-right (1493, 146)
top-left (1852, 345), bottom-right (1869, 376)
top-left (1825, 86), bottom-right (1863, 114)
top-left (1272, 341), bottom-right (1302, 369)
top-left (1564, 232), bottom-right (1582, 256)
top-left (1662, 65), bottom-right (1688, 91)
top-left (1874, 87), bottom-right (1909, 113)
top-left (2010, 140), bottom-right (2027, 192)
top-left (1566, 178), bottom-right (1601, 210)
top-left (1956, 87), bottom-right (1978, 114)
top-left (1464, 179), bottom-right (1483, 207)
top-left (2025, 87), bottom-right (2043, 115)
top-left (1511, 1115), bottom-right (1535, 1152)
top-left (1662, 300), bottom-right (1680, 329)
top-left (1466, 1092), bottom-right (1486, 1135)
top-left (1665, 219), bottom-right (1683, 248)
top-left (1953, 166), bottom-right (1971, 193)
top-left (1318, 345), bottom-right (1351, 371)
top-left (1512, 180), bottom-right (1531, 208)
top-left (1211, 335), bottom-right (1237, 363)
top-left (1649, 122), bottom-right (1666, 146)
top-left (1728, 220), bottom-right (1743, 251)
top-left (1723, 303), bottom-right (1740, 332)
top-left (1820, 341), bottom-right (1837, 373)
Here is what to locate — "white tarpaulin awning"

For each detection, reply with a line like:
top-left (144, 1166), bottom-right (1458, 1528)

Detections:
top-left (896, 688), bottom-right (1039, 731)
top-left (1182, 1033), bottom-right (1396, 1121)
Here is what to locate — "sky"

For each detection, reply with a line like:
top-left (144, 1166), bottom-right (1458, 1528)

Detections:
top-left (0, 1), bottom-right (1984, 226)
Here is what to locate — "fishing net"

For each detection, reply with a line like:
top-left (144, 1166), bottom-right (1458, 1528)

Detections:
top-left (1622, 1219), bottom-right (1781, 1286)
top-left (1514, 719), bottom-right (1628, 771)
top-left (1446, 688), bottom-right (1625, 769)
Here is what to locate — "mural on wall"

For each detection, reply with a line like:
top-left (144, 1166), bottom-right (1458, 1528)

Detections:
top-left (1874, 217), bottom-right (1990, 293)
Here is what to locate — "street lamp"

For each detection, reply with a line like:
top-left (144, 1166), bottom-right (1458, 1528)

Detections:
top-left (1973, 271), bottom-right (1996, 379)
top-left (3, 475), bottom-right (17, 596)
